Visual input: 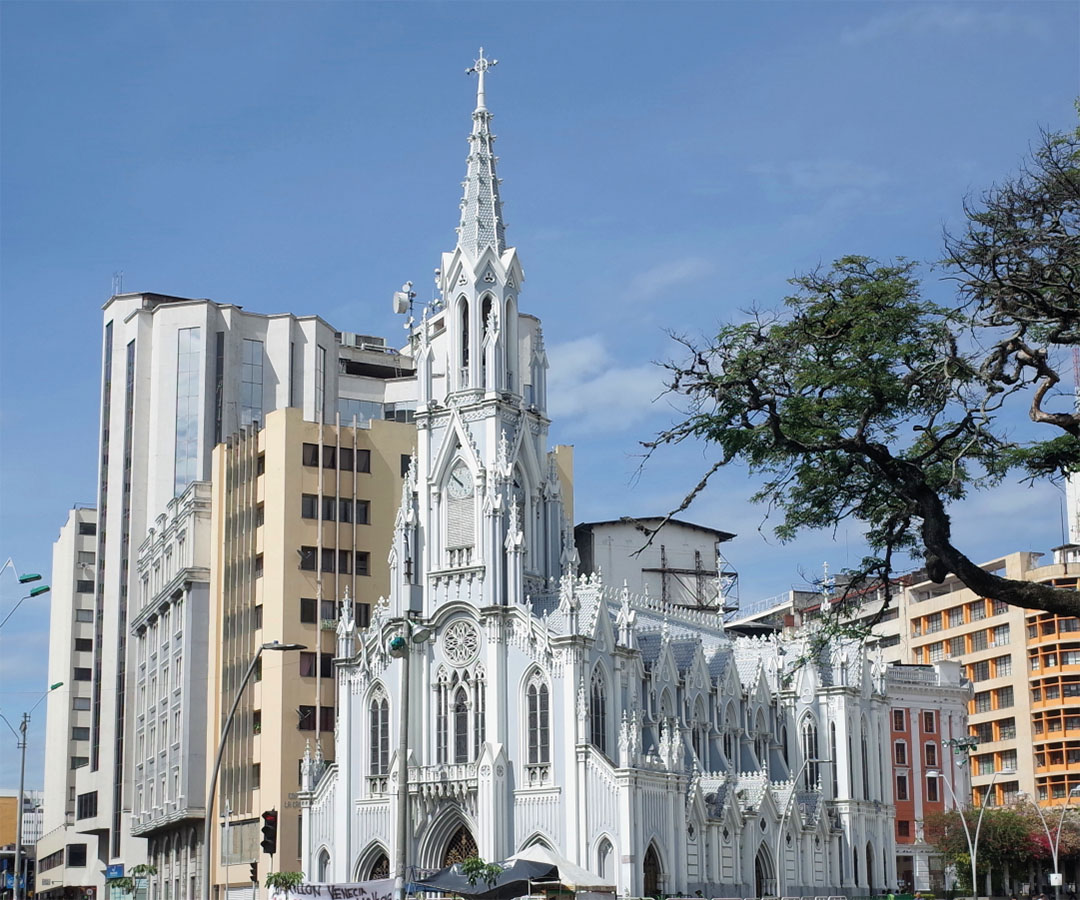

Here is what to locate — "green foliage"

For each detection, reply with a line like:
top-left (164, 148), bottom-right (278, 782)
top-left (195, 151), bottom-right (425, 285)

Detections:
top-left (265, 871), bottom-right (305, 896)
top-left (107, 864), bottom-right (158, 897)
top-left (649, 116), bottom-right (1080, 616)
top-left (460, 856), bottom-right (504, 888)
top-left (922, 808), bottom-right (1041, 891)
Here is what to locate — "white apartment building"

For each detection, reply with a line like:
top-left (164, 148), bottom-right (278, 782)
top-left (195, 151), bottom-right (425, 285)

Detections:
top-left (37, 506), bottom-right (101, 900)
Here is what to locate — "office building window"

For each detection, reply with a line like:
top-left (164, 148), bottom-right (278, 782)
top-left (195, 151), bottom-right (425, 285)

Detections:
top-left (76, 580), bottom-right (94, 593)
top-left (76, 791), bottom-right (98, 819)
top-left (74, 638), bottom-right (93, 652)
top-left (969, 601), bottom-right (986, 621)
top-left (298, 706), bottom-right (316, 730)
top-left (299, 547), bottom-right (316, 571)
top-left (926, 776), bottom-right (939, 802)
top-left (316, 345), bottom-right (326, 421)
top-left (894, 741), bottom-right (907, 765)
top-left (925, 742), bottom-right (938, 766)
top-left (896, 773), bottom-right (909, 801)
top-left (994, 655), bottom-right (1012, 677)
top-left (338, 398), bottom-right (384, 425)
top-left (71, 756), bottom-right (89, 769)
top-left (928, 642), bottom-right (944, 662)
top-left (357, 449), bottom-right (371, 473)
top-left (974, 692), bottom-right (992, 713)
top-left (996, 686), bottom-right (1014, 708)
top-left (948, 606), bottom-right (964, 627)
top-left (74, 667), bottom-right (92, 681)
top-left (75, 609), bottom-right (94, 623)
top-left (970, 630), bottom-right (988, 651)
top-left (923, 711), bottom-right (937, 733)
top-left (73, 697), bottom-right (91, 711)
top-left (67, 845), bottom-right (87, 868)
top-left (991, 624), bottom-right (1011, 646)
top-left (300, 598), bottom-right (317, 623)
top-left (301, 494), bottom-right (318, 519)
top-left (356, 500), bottom-right (371, 525)
top-left (72, 727), bottom-right (90, 741)
top-left (356, 552), bottom-right (370, 576)
top-left (893, 709), bottom-right (905, 731)
top-left (78, 522), bottom-right (96, 536)
top-left (302, 443), bottom-right (321, 467)
top-left (240, 338), bottom-right (264, 428)
top-left (174, 327), bottom-right (202, 495)
top-left (970, 661), bottom-right (990, 681)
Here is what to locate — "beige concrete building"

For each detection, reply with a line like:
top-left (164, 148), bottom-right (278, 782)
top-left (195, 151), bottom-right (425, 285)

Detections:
top-left (206, 407), bottom-right (415, 899)
top-left (902, 548), bottom-right (1080, 808)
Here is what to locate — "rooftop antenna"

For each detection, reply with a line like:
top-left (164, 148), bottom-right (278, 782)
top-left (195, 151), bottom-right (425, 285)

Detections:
top-left (392, 281), bottom-right (416, 324)
top-left (112, 271), bottom-right (124, 295)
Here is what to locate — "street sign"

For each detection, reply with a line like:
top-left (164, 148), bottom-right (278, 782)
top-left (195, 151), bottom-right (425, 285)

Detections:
top-left (106, 865), bottom-right (125, 879)
top-left (1051, 875), bottom-right (1063, 887)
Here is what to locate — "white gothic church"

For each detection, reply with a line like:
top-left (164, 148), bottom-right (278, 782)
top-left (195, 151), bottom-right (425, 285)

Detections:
top-left (299, 51), bottom-right (896, 898)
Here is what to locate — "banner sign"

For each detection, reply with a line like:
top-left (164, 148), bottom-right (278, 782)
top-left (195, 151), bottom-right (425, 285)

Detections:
top-left (106, 865), bottom-right (126, 879)
top-left (269, 881), bottom-right (394, 900)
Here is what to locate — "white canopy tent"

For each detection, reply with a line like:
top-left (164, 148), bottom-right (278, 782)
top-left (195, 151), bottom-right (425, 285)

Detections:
top-left (507, 845), bottom-right (615, 893)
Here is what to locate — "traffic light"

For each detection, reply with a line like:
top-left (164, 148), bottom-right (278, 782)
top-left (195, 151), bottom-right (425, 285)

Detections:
top-left (260, 809), bottom-right (278, 855)
top-left (249, 863), bottom-right (258, 883)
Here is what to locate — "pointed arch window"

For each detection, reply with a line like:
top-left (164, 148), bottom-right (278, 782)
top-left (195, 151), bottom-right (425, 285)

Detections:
top-left (527, 675), bottom-right (550, 764)
top-left (861, 722), bottom-right (871, 799)
top-left (801, 718), bottom-right (819, 788)
top-left (460, 299), bottom-right (470, 370)
top-left (453, 686), bottom-right (470, 764)
top-left (436, 672), bottom-right (449, 765)
top-left (473, 669), bottom-right (486, 758)
top-left (369, 690), bottom-right (389, 775)
top-left (590, 668), bottom-right (608, 753)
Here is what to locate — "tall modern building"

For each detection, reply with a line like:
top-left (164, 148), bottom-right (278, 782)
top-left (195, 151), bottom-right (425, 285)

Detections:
top-left (37, 506), bottom-right (102, 900)
top-left (39, 285), bottom-right (421, 900)
top-left (66, 295), bottom-right (339, 885)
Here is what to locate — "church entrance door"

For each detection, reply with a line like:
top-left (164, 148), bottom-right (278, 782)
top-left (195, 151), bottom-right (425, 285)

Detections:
top-left (754, 845), bottom-right (773, 898)
top-left (443, 825), bottom-right (478, 867)
top-left (642, 845), bottom-right (661, 899)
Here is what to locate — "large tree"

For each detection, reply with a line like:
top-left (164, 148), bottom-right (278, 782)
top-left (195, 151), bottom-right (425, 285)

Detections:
top-left (647, 119), bottom-right (1080, 614)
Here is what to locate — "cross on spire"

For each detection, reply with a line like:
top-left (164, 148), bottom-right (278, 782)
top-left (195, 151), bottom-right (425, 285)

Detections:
top-left (466, 47), bottom-right (498, 110)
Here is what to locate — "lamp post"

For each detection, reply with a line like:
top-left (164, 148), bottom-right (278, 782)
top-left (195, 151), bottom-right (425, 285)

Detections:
top-left (1, 681), bottom-right (63, 900)
top-left (929, 767), bottom-right (1015, 900)
top-left (1018, 786), bottom-right (1080, 900)
top-left (776, 758), bottom-right (832, 897)
top-left (389, 618), bottom-right (433, 900)
top-left (202, 642), bottom-right (306, 900)
top-left (0, 586), bottom-right (51, 632)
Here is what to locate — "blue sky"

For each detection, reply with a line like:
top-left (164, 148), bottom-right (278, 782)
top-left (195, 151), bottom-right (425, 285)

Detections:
top-left (1, 1), bottom-right (1077, 788)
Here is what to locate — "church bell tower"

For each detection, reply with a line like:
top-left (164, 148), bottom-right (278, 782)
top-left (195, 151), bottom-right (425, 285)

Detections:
top-left (387, 50), bottom-right (567, 620)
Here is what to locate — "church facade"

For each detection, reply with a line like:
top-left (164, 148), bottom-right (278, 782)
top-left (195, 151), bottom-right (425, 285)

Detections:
top-left (299, 51), bottom-right (896, 898)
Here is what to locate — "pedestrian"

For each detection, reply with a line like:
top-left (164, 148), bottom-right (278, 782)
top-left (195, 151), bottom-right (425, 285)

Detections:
top-left (887, 889), bottom-right (896, 900)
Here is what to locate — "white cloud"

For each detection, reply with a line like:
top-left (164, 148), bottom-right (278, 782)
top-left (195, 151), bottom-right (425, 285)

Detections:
top-left (626, 257), bottom-right (713, 303)
top-left (750, 159), bottom-right (891, 194)
top-left (547, 336), bottom-right (668, 433)
top-left (840, 7), bottom-right (1049, 46)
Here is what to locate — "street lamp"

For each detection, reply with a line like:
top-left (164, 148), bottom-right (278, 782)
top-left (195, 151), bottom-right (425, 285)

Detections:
top-left (0, 585), bottom-right (51, 632)
top-left (776, 758), bottom-right (832, 897)
top-left (1018, 786), bottom-right (1080, 900)
top-left (202, 642), bottom-right (306, 900)
top-left (389, 618), bottom-right (433, 900)
top-left (0, 681), bottom-right (63, 900)
top-left (929, 767), bottom-right (1015, 900)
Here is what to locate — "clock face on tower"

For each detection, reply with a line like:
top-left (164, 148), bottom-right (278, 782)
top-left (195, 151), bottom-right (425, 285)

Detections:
top-left (447, 462), bottom-right (474, 499)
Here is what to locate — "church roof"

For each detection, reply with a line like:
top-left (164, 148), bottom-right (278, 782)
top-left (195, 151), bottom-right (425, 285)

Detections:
top-left (456, 49), bottom-right (506, 259)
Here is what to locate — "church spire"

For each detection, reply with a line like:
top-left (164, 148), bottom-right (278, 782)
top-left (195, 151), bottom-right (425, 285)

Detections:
top-left (458, 48), bottom-right (506, 259)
